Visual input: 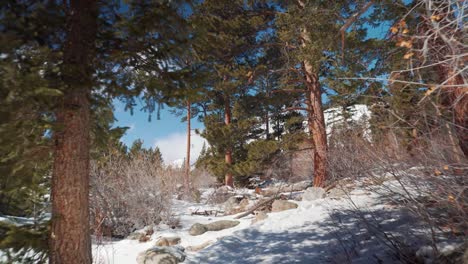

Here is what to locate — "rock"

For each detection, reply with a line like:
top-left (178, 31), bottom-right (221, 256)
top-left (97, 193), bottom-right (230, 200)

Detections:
top-left (136, 246), bottom-right (185, 264)
top-left (127, 232), bottom-right (146, 241)
top-left (290, 181), bottom-right (312, 191)
top-left (271, 200), bottom-right (298, 212)
top-left (189, 220), bottom-right (240, 236)
top-left (205, 220), bottom-right (240, 231)
top-left (238, 197), bottom-right (250, 209)
top-left (189, 223), bottom-right (208, 236)
top-left (217, 185), bottom-right (234, 193)
top-left (186, 240), bottom-right (214, 252)
top-left (128, 225), bottom-right (154, 241)
top-left (155, 237), bottom-right (181, 247)
top-left (225, 196), bottom-right (250, 215)
top-left (251, 211), bottom-right (268, 224)
top-left (327, 188), bottom-right (347, 199)
top-left (302, 187), bottom-right (325, 201)
top-left (223, 196), bottom-right (240, 211)
top-left (139, 235), bottom-right (151, 243)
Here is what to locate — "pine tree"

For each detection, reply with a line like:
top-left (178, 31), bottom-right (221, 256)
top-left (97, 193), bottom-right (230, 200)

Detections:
top-left (190, 0), bottom-right (276, 186)
top-left (49, 1), bottom-right (97, 262)
top-left (1, 0), bottom-right (190, 261)
top-left (275, 0), bottom-right (390, 187)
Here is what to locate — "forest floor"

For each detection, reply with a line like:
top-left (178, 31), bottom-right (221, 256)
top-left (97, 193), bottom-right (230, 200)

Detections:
top-left (92, 176), bottom-right (464, 264)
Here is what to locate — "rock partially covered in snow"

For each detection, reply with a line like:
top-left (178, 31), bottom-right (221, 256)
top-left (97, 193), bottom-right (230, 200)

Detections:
top-left (224, 196), bottom-right (250, 215)
top-left (206, 220), bottom-right (240, 231)
top-left (127, 232), bottom-right (146, 241)
top-left (327, 188), bottom-right (347, 199)
top-left (271, 200), bottom-right (298, 212)
top-left (136, 246), bottom-right (185, 264)
top-left (302, 187), bottom-right (325, 201)
top-left (155, 236), bottom-right (181, 247)
top-left (416, 242), bottom-right (466, 264)
top-left (186, 240), bottom-right (214, 252)
top-left (189, 223), bottom-right (208, 236)
top-left (189, 220), bottom-right (240, 236)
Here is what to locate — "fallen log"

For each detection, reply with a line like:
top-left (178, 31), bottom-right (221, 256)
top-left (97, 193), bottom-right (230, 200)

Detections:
top-left (260, 181), bottom-right (311, 197)
top-left (234, 197), bottom-right (276, 219)
top-left (190, 209), bottom-right (223, 217)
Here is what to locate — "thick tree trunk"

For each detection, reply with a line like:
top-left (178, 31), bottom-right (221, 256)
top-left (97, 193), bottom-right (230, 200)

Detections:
top-left (50, 1), bottom-right (96, 263)
top-left (304, 66), bottom-right (328, 187)
top-left (224, 95), bottom-right (234, 187)
top-left (185, 100), bottom-right (191, 193)
top-left (297, 6), bottom-right (328, 187)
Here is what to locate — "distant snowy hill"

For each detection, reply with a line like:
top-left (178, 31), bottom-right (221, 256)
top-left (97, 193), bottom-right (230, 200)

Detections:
top-left (323, 104), bottom-right (372, 140)
top-left (258, 104), bottom-right (372, 140)
top-left (170, 158), bottom-right (185, 168)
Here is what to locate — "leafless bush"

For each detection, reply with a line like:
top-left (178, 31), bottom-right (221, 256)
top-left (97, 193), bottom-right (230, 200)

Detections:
top-left (327, 120), bottom-right (467, 261)
top-left (191, 168), bottom-right (217, 189)
top-left (90, 152), bottom-right (181, 238)
top-left (264, 143), bottom-right (314, 183)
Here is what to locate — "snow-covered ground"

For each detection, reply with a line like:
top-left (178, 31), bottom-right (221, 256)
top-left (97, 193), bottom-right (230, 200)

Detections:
top-left (92, 179), bottom-right (448, 264)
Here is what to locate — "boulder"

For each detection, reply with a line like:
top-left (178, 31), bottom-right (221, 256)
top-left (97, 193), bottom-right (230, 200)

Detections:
top-left (238, 198), bottom-right (250, 210)
top-left (327, 188), bottom-right (347, 199)
top-left (290, 181), bottom-right (312, 191)
top-left (223, 196), bottom-right (241, 211)
top-left (186, 240), bottom-right (214, 252)
top-left (188, 220), bottom-right (240, 236)
top-left (188, 223), bottom-right (208, 236)
top-left (155, 237), bottom-right (181, 247)
top-left (271, 200), bottom-right (298, 212)
top-left (127, 232), bottom-right (146, 241)
top-left (225, 196), bottom-right (250, 215)
top-left (302, 187), bottom-right (325, 201)
top-left (139, 235), bottom-right (151, 243)
top-left (136, 246), bottom-right (185, 264)
top-left (205, 220), bottom-right (240, 231)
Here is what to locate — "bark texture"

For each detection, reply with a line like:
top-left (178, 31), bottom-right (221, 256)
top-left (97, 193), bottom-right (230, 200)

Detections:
top-left (297, 6), bottom-right (328, 187)
top-left (50, 1), bottom-right (97, 263)
top-left (304, 67), bottom-right (328, 187)
top-left (224, 95), bottom-right (234, 187)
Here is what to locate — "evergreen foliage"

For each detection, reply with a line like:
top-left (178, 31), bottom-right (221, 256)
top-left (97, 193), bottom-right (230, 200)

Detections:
top-left (1, 0), bottom-right (466, 261)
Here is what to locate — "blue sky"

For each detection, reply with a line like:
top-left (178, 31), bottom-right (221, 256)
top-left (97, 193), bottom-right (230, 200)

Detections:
top-left (113, 99), bottom-right (206, 164)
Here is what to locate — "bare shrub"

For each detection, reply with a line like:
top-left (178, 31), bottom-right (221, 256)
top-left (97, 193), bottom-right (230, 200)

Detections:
top-left (326, 118), bottom-right (467, 261)
top-left (191, 168), bottom-right (217, 189)
top-left (264, 142), bottom-right (314, 183)
top-left (90, 152), bottom-right (180, 238)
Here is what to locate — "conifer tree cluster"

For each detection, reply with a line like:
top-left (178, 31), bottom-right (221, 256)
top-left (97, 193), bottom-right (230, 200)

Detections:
top-left (0, 0), bottom-right (466, 263)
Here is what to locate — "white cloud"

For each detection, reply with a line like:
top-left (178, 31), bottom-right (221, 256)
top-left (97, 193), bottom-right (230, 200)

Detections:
top-left (127, 123), bottom-right (136, 133)
top-left (153, 132), bottom-right (207, 165)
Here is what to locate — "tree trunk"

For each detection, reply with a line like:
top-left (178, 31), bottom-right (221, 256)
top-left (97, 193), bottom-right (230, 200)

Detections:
top-left (265, 112), bottom-right (270, 140)
top-left (304, 68), bottom-right (328, 187)
top-left (297, 5), bottom-right (328, 187)
top-left (185, 100), bottom-right (191, 193)
top-left (50, 1), bottom-right (96, 263)
top-left (224, 95), bottom-right (234, 187)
